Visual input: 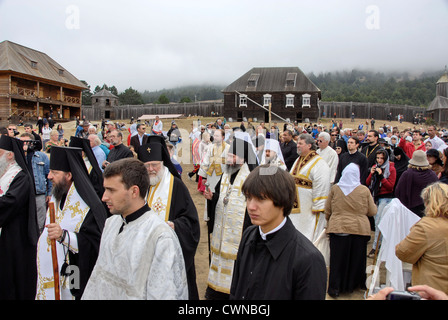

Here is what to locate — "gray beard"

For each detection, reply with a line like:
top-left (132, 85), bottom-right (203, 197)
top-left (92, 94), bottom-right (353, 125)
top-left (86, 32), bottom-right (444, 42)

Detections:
top-left (149, 169), bottom-right (165, 186)
top-left (0, 153), bottom-right (11, 179)
top-left (224, 163), bottom-right (242, 176)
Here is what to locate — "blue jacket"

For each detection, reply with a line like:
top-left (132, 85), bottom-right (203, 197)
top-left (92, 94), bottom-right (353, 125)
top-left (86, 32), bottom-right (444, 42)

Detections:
top-left (31, 151), bottom-right (52, 196)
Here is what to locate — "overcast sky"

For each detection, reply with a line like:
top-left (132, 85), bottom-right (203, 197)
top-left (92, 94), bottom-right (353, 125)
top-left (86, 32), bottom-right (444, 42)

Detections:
top-left (1, 0), bottom-right (447, 92)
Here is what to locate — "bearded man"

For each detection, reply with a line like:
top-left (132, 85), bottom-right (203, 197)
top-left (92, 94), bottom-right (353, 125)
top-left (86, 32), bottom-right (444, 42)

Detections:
top-left (203, 132), bottom-right (258, 300)
top-left (35, 146), bottom-right (107, 300)
top-left (0, 135), bottom-right (39, 299)
top-left (289, 133), bottom-right (330, 243)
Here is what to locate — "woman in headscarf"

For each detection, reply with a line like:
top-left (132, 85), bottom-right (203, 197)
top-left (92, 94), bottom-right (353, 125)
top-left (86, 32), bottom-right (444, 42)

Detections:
top-left (426, 148), bottom-right (443, 176)
top-left (366, 149), bottom-right (396, 257)
top-left (392, 147), bottom-right (409, 191)
top-left (325, 163), bottom-right (377, 298)
top-left (335, 139), bottom-right (347, 158)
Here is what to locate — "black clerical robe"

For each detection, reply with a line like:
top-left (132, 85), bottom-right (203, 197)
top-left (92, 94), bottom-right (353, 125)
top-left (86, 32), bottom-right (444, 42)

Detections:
top-left (166, 177), bottom-right (201, 300)
top-left (280, 140), bottom-right (299, 171)
top-left (106, 143), bottom-right (133, 163)
top-left (335, 151), bottom-right (369, 185)
top-left (0, 171), bottom-right (37, 299)
top-left (361, 143), bottom-right (382, 170)
top-left (230, 217), bottom-right (327, 300)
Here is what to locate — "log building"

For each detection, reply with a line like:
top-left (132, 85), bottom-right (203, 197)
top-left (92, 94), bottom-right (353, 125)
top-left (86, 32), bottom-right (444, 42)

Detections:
top-left (426, 70), bottom-right (448, 127)
top-left (0, 40), bottom-right (87, 126)
top-left (222, 67), bottom-right (321, 123)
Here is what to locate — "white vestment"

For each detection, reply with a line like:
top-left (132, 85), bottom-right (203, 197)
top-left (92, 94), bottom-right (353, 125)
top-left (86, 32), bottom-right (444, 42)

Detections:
top-left (0, 162), bottom-right (22, 235)
top-left (199, 142), bottom-right (229, 193)
top-left (317, 146), bottom-right (339, 184)
top-left (36, 183), bottom-right (90, 300)
top-left (82, 210), bottom-right (188, 300)
top-left (290, 152), bottom-right (331, 243)
top-left (146, 166), bottom-right (174, 221)
top-left (207, 163), bottom-right (250, 294)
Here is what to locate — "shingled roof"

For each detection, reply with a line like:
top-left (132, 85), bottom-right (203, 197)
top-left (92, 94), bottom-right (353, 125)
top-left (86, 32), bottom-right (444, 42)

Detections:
top-left (0, 40), bottom-right (87, 89)
top-left (222, 67), bottom-right (321, 98)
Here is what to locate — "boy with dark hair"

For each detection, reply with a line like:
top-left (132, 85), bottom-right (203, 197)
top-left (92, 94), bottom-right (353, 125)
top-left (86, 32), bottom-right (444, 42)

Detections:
top-left (230, 165), bottom-right (327, 300)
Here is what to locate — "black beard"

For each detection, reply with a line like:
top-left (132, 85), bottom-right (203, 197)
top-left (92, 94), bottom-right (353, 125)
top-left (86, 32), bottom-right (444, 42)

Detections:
top-left (52, 179), bottom-right (71, 202)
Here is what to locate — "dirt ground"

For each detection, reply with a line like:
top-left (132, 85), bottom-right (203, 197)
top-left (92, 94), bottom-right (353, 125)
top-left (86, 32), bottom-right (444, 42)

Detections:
top-left (16, 116), bottom-right (418, 300)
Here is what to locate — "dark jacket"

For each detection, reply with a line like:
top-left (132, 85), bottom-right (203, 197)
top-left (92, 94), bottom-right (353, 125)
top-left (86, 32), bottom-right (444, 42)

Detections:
top-left (230, 218), bottom-right (327, 300)
top-left (280, 140), bottom-right (298, 171)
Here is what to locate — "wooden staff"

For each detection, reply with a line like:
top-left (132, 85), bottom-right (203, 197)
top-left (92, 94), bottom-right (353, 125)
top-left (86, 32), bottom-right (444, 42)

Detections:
top-left (48, 202), bottom-right (60, 300)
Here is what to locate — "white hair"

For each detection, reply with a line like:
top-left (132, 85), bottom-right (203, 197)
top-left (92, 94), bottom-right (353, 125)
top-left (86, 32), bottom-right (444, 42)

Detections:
top-left (318, 131), bottom-right (331, 142)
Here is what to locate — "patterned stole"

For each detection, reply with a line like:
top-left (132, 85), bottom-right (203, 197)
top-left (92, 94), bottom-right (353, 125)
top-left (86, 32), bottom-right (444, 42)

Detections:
top-left (146, 167), bottom-right (174, 222)
top-left (290, 151), bottom-right (320, 213)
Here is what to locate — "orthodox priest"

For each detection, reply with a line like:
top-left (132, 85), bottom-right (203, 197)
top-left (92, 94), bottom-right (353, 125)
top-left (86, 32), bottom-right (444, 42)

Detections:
top-left (203, 132), bottom-right (258, 300)
top-left (137, 135), bottom-right (200, 300)
top-left (0, 135), bottom-right (39, 299)
top-left (198, 129), bottom-right (229, 259)
top-left (69, 136), bottom-right (105, 201)
top-left (290, 133), bottom-right (331, 243)
top-left (259, 138), bottom-right (287, 170)
top-left (36, 146), bottom-right (107, 300)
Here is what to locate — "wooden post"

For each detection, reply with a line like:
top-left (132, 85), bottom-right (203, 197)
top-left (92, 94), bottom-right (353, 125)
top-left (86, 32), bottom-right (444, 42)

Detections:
top-left (48, 202), bottom-right (60, 300)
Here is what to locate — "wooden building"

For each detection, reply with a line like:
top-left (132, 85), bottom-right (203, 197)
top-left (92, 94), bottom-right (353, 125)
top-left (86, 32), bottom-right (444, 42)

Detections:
top-left (426, 70), bottom-right (448, 127)
top-left (222, 67), bottom-right (321, 124)
top-left (0, 40), bottom-right (87, 125)
top-left (89, 88), bottom-right (119, 120)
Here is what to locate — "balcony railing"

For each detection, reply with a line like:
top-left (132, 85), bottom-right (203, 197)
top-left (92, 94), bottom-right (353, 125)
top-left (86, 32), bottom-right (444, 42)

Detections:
top-left (12, 87), bottom-right (37, 97)
top-left (11, 86), bottom-right (81, 105)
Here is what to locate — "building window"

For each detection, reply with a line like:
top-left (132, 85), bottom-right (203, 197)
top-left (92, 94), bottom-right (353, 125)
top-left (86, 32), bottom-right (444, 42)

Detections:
top-left (263, 94), bottom-right (272, 107)
top-left (286, 73), bottom-right (297, 87)
top-left (239, 94), bottom-right (248, 107)
top-left (302, 94), bottom-right (311, 108)
top-left (31, 61), bottom-right (38, 69)
top-left (247, 73), bottom-right (260, 88)
top-left (59, 69), bottom-right (64, 76)
top-left (286, 94), bottom-right (295, 108)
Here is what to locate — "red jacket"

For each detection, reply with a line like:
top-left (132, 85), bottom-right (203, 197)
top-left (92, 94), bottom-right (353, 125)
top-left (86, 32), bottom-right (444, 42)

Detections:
top-left (366, 162), bottom-right (396, 196)
top-left (399, 138), bottom-right (426, 159)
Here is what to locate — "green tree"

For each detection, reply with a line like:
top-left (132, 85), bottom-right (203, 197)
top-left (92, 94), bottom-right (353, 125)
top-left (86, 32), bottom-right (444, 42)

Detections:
top-left (156, 94), bottom-right (170, 104)
top-left (81, 80), bottom-right (92, 105)
top-left (118, 87), bottom-right (144, 105)
top-left (180, 96), bottom-right (192, 103)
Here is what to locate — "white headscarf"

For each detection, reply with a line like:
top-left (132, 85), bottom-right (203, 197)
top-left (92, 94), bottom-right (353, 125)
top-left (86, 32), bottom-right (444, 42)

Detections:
top-left (337, 163), bottom-right (361, 196)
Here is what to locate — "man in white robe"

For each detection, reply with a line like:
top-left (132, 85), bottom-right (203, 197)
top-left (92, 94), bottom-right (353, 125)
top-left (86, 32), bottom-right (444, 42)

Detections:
top-left (203, 134), bottom-right (258, 299)
top-left (137, 136), bottom-right (200, 299)
top-left (290, 133), bottom-right (331, 243)
top-left (82, 158), bottom-right (188, 300)
top-left (36, 146), bottom-right (107, 300)
top-left (317, 132), bottom-right (339, 184)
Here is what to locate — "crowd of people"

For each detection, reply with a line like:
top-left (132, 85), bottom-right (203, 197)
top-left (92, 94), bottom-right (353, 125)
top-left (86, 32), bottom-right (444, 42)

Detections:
top-left (0, 114), bottom-right (447, 301)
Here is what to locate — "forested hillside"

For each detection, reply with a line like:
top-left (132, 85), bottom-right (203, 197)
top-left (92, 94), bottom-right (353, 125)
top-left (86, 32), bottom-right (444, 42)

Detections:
top-left (308, 69), bottom-right (441, 107)
top-left (82, 69), bottom-right (442, 107)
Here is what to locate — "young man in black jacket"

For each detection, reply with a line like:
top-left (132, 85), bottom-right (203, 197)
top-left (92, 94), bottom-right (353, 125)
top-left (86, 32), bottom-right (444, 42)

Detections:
top-left (230, 165), bottom-right (327, 300)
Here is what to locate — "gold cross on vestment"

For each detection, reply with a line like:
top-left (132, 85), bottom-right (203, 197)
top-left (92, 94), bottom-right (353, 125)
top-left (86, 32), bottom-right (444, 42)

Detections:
top-left (147, 147), bottom-right (151, 153)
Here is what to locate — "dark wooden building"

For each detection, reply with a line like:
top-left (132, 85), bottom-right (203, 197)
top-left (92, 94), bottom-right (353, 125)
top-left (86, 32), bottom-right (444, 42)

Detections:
top-left (426, 70), bottom-right (448, 127)
top-left (89, 88), bottom-right (119, 120)
top-left (0, 40), bottom-right (87, 125)
top-left (222, 67), bottom-right (321, 123)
